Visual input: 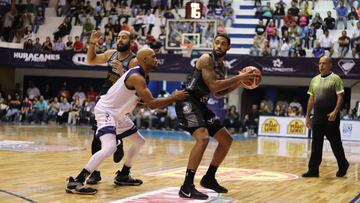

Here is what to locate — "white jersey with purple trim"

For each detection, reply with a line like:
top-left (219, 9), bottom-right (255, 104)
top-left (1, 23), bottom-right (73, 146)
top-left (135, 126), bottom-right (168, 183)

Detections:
top-left (95, 66), bottom-right (146, 120)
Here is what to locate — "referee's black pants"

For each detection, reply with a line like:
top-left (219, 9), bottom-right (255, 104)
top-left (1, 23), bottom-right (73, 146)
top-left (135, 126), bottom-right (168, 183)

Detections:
top-left (308, 119), bottom-right (348, 171)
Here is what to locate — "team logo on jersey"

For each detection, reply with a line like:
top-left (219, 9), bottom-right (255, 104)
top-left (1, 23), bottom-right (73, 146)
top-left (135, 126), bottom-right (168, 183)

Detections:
top-left (338, 59), bottom-right (355, 75)
top-left (182, 102), bottom-right (192, 113)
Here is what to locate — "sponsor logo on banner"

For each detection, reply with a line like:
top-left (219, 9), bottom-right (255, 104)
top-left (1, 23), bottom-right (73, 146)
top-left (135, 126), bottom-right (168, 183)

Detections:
top-left (72, 53), bottom-right (106, 66)
top-left (13, 52), bottom-right (60, 62)
top-left (261, 118), bottom-right (280, 133)
top-left (338, 59), bottom-right (355, 75)
top-left (342, 123), bottom-right (352, 137)
top-left (262, 59), bottom-right (296, 73)
top-left (287, 119), bottom-right (306, 135)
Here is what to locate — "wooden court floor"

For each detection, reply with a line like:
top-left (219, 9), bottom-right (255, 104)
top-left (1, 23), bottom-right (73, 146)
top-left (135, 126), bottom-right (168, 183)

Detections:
top-left (0, 124), bottom-right (359, 203)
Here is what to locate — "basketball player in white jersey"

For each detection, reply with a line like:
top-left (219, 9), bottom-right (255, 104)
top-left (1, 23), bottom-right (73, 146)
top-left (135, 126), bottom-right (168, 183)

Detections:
top-left (66, 48), bottom-right (189, 194)
top-left (86, 30), bottom-right (139, 185)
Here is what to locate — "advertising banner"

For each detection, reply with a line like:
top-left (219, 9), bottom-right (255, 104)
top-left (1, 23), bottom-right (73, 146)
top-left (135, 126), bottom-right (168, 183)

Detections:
top-left (339, 120), bottom-right (360, 141)
top-left (1, 47), bottom-right (360, 78)
top-left (258, 116), bottom-right (309, 138)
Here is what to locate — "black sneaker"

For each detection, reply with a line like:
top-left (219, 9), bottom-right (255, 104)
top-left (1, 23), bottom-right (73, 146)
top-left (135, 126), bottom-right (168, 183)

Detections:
top-left (200, 176), bottom-right (228, 193)
top-left (65, 177), bottom-right (97, 195)
top-left (178, 184), bottom-right (208, 200)
top-left (302, 171), bottom-right (319, 178)
top-left (113, 141), bottom-right (124, 163)
top-left (86, 171), bottom-right (101, 185)
top-left (336, 162), bottom-right (349, 177)
top-left (114, 171), bottom-right (143, 186)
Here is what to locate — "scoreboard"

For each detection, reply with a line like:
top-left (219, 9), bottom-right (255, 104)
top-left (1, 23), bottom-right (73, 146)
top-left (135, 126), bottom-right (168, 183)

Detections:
top-left (185, 1), bottom-right (203, 19)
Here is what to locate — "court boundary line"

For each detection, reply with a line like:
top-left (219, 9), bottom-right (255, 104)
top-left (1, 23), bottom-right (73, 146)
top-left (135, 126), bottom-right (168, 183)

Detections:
top-left (0, 189), bottom-right (37, 203)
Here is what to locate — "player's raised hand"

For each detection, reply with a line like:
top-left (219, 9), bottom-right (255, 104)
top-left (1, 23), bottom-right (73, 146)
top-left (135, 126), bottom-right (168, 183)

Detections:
top-left (172, 90), bottom-right (189, 100)
top-left (90, 30), bottom-right (102, 43)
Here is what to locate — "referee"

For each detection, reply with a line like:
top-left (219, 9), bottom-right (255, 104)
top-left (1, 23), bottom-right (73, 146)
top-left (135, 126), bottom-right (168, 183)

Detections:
top-left (302, 56), bottom-right (349, 178)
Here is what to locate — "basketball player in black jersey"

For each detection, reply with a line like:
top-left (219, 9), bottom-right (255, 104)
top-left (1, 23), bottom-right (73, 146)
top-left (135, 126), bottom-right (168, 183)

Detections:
top-left (176, 33), bottom-right (258, 200)
top-left (85, 30), bottom-right (143, 186)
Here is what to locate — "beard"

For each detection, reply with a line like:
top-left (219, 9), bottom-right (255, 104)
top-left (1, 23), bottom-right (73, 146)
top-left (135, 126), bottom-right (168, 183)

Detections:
top-left (213, 49), bottom-right (226, 58)
top-left (117, 42), bottom-right (131, 52)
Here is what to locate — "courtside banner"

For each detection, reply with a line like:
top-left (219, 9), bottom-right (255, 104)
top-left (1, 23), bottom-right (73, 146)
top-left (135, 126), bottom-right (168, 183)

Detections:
top-left (1, 47), bottom-right (360, 78)
top-left (258, 116), bottom-right (309, 138)
top-left (339, 120), bottom-right (360, 141)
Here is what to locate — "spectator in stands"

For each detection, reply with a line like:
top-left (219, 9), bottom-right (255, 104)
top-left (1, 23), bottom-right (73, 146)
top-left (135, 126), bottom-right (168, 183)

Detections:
top-left (262, 39), bottom-right (272, 56)
top-left (338, 31), bottom-right (350, 57)
top-left (57, 96), bottom-right (71, 124)
top-left (333, 0), bottom-right (340, 9)
top-left (223, 3), bottom-right (234, 27)
top-left (53, 17), bottom-right (72, 41)
top-left (306, 24), bottom-right (316, 49)
top-left (134, 10), bottom-right (146, 36)
top-left (20, 97), bottom-right (32, 123)
top-left (348, 6), bottom-right (358, 26)
top-left (84, 1), bottom-right (94, 16)
top-left (279, 38), bottom-right (290, 56)
top-left (2, 9), bottom-right (16, 42)
top-left (274, 104), bottom-right (285, 116)
top-left (335, 1), bottom-right (348, 30)
top-left (119, 3), bottom-right (130, 24)
top-left (312, 41), bottom-right (325, 57)
top-left (261, 96), bottom-right (274, 113)
top-left (298, 11), bottom-right (309, 28)
top-left (24, 0), bottom-right (36, 27)
top-left (323, 11), bottom-right (335, 30)
top-left (26, 81), bottom-right (40, 100)
top-left (23, 38), bottom-right (33, 50)
top-left (53, 37), bottom-right (65, 51)
top-left (94, 1), bottom-right (104, 28)
top-left (262, 2), bottom-right (273, 27)
top-left (12, 13), bottom-right (25, 43)
top-left (299, 22), bottom-right (309, 47)
top-left (250, 35), bottom-right (264, 56)
top-left (224, 105), bottom-right (240, 133)
top-left (268, 30), bottom-right (280, 56)
top-left (68, 95), bottom-right (81, 125)
top-left (302, 2), bottom-right (312, 18)
top-left (72, 86), bottom-right (86, 105)
top-left (86, 86), bottom-right (97, 102)
top-left (68, 0), bottom-right (81, 25)
top-left (34, 95), bottom-right (48, 124)
top-left (56, 0), bottom-right (66, 17)
top-left (214, 0), bottom-right (225, 20)
top-left (351, 22), bottom-right (360, 48)
top-left (145, 10), bottom-right (156, 35)
top-left (266, 21), bottom-right (277, 37)
top-left (33, 9), bottom-right (44, 34)
top-left (81, 17), bottom-right (94, 41)
top-left (352, 36), bottom-right (360, 57)
top-left (65, 36), bottom-right (73, 50)
top-left (48, 97), bottom-right (60, 121)
top-left (282, 11), bottom-right (296, 35)
top-left (23, 26), bottom-right (34, 42)
top-left (255, 2), bottom-right (263, 18)
top-left (288, 1), bottom-right (300, 18)
top-left (73, 36), bottom-right (84, 52)
top-left (255, 20), bottom-right (266, 36)
top-left (4, 94), bottom-right (21, 122)
top-left (319, 29), bottom-right (334, 57)
top-left (311, 12), bottom-right (323, 30)
top-left (289, 96), bottom-right (302, 110)
top-left (273, 2), bottom-right (285, 28)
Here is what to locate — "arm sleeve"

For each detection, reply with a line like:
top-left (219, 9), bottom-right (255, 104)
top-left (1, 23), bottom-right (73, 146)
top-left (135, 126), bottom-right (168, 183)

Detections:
top-left (335, 75), bottom-right (344, 95)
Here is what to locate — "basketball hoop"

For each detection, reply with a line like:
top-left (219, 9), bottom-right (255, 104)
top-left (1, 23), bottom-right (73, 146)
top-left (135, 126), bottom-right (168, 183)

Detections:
top-left (180, 42), bottom-right (193, 58)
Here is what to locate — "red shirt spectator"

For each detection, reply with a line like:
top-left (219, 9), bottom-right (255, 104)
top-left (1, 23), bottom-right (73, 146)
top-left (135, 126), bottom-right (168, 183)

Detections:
top-left (87, 87), bottom-right (97, 102)
top-left (73, 36), bottom-right (84, 52)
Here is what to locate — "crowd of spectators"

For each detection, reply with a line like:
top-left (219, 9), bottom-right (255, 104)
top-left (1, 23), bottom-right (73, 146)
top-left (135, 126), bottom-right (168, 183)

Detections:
top-left (250, 0), bottom-right (360, 58)
top-left (0, 0), bottom-right (233, 54)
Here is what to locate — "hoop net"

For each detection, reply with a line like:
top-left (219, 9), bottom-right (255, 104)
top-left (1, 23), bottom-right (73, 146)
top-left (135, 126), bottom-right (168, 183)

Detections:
top-left (180, 42), bottom-right (193, 58)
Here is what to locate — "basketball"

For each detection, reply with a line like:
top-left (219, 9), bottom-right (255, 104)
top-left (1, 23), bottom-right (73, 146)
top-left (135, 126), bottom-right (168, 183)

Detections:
top-left (240, 66), bottom-right (262, 89)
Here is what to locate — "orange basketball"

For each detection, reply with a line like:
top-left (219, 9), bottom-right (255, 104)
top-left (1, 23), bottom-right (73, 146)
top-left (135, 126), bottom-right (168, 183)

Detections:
top-left (240, 66), bottom-right (262, 89)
